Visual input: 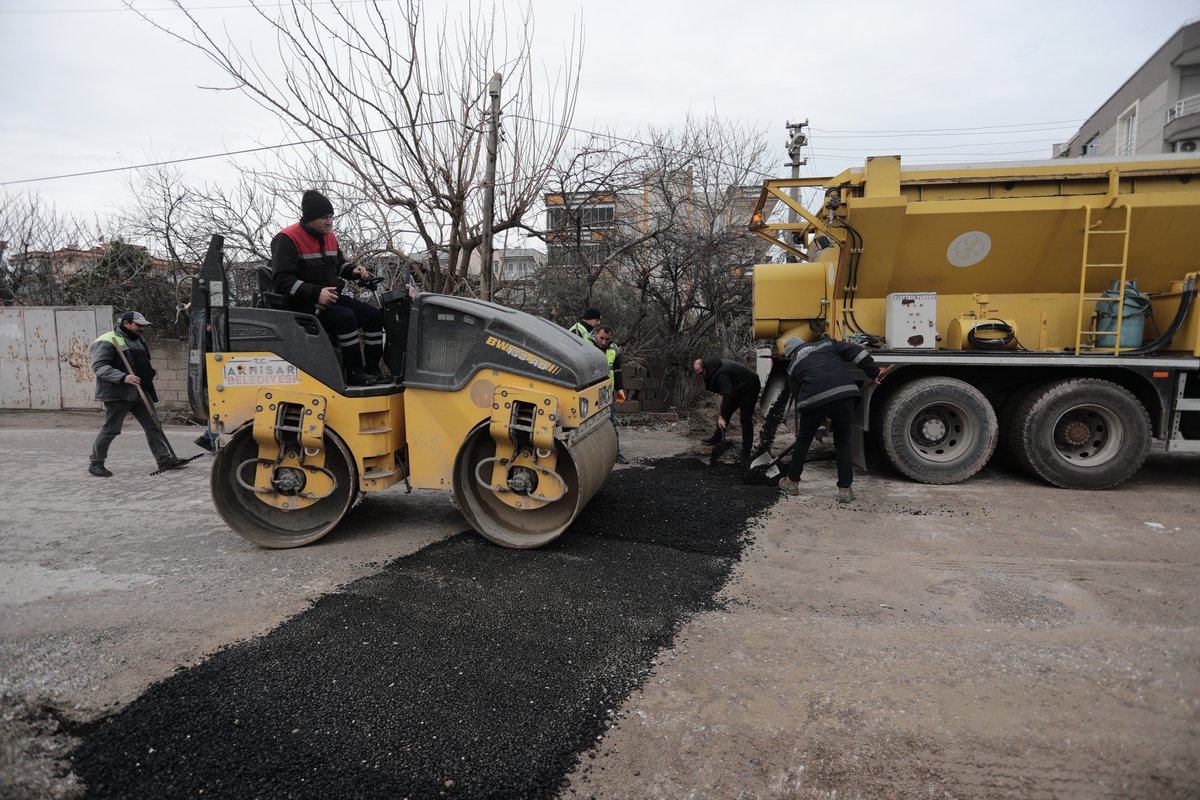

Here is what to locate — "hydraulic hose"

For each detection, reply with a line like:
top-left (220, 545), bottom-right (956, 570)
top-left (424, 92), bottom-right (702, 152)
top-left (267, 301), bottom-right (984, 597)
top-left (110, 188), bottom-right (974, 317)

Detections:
top-left (967, 320), bottom-right (1016, 350)
top-left (1123, 276), bottom-right (1196, 356)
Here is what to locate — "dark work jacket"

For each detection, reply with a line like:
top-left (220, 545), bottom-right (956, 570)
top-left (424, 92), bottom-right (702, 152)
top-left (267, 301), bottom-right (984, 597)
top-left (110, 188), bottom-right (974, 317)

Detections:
top-left (270, 222), bottom-right (356, 308)
top-left (784, 338), bottom-right (880, 412)
top-left (91, 325), bottom-right (158, 403)
top-left (702, 357), bottom-right (760, 421)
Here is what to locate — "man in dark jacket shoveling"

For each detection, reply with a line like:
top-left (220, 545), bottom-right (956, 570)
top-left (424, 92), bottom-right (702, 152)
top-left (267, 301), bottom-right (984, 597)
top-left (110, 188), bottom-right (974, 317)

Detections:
top-left (778, 335), bottom-right (882, 503)
top-left (693, 356), bottom-right (761, 462)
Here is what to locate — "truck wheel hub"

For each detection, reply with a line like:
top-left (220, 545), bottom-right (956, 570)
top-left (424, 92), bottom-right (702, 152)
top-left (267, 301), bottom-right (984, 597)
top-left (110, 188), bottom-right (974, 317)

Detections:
top-left (914, 413), bottom-right (949, 445)
top-left (1056, 419), bottom-right (1092, 448)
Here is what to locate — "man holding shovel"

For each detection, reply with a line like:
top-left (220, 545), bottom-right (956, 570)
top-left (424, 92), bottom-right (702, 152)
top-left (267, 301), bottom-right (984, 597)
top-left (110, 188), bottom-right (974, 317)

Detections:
top-left (88, 311), bottom-right (190, 477)
top-left (693, 356), bottom-right (762, 463)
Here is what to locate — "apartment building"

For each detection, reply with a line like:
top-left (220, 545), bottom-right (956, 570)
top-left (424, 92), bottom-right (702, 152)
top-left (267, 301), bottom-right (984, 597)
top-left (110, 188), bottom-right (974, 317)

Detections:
top-left (1056, 20), bottom-right (1200, 158)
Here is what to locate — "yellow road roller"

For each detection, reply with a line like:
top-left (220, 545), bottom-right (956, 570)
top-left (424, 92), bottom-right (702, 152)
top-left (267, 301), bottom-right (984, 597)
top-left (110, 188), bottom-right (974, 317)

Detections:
top-left (186, 235), bottom-right (616, 549)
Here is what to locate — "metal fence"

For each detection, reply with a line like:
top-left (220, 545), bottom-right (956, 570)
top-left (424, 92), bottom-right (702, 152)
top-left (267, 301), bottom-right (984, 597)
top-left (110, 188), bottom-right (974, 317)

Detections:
top-left (0, 306), bottom-right (114, 410)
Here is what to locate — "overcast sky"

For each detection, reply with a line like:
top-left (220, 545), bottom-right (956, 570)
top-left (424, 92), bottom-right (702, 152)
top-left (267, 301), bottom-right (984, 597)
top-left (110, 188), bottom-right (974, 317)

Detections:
top-left (1, 0), bottom-right (1197, 224)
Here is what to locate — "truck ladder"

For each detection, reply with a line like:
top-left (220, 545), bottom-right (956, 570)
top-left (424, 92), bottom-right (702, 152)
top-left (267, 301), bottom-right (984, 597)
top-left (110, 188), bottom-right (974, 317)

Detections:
top-left (1073, 203), bottom-right (1131, 356)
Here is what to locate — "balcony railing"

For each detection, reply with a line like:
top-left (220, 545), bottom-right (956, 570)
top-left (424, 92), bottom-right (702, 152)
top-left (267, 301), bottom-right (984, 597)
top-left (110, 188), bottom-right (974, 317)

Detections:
top-left (1166, 93), bottom-right (1200, 123)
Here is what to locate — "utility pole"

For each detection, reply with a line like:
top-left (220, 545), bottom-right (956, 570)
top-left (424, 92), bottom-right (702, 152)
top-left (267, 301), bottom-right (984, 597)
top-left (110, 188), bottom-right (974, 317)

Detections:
top-left (481, 72), bottom-right (502, 303)
top-left (784, 119), bottom-right (808, 263)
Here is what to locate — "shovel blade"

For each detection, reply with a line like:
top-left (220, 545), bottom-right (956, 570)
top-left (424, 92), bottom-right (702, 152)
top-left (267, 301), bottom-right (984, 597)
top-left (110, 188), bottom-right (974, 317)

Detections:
top-left (750, 449), bottom-right (776, 470)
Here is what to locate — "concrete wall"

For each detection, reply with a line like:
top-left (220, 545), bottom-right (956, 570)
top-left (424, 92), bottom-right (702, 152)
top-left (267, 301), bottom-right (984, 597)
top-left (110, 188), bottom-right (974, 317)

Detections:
top-left (151, 338), bottom-right (191, 412)
top-left (616, 356), bottom-right (673, 413)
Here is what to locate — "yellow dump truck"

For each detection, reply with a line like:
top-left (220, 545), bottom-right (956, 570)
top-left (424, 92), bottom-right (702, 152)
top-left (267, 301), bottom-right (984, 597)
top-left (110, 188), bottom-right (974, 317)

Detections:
top-left (186, 236), bottom-right (615, 549)
top-left (749, 154), bottom-right (1200, 489)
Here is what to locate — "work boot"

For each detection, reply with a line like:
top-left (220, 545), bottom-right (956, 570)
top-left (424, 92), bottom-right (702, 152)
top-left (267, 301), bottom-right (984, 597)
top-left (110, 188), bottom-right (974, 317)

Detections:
top-left (157, 457), bottom-right (190, 472)
top-left (837, 486), bottom-right (855, 504)
top-left (88, 464), bottom-right (113, 478)
top-left (779, 476), bottom-right (800, 496)
top-left (194, 435), bottom-right (216, 453)
top-left (700, 428), bottom-right (723, 446)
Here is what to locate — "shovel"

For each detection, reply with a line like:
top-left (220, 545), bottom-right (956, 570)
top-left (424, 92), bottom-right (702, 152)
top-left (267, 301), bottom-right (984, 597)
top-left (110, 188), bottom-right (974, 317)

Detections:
top-left (749, 448), bottom-right (783, 479)
top-left (113, 344), bottom-right (204, 476)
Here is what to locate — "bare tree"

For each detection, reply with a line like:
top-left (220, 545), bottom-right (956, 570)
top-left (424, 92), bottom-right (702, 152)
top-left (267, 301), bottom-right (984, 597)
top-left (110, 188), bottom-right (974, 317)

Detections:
top-left (0, 191), bottom-right (95, 306)
top-left (631, 117), bottom-right (773, 355)
top-left (134, 0), bottom-right (581, 295)
top-left (534, 115), bottom-right (774, 406)
top-left (118, 165), bottom-right (291, 311)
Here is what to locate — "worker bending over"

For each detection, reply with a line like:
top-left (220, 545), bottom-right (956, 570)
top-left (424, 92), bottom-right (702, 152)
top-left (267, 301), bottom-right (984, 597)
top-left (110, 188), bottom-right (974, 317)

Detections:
top-left (778, 336), bottom-right (882, 503)
top-left (694, 356), bottom-right (761, 462)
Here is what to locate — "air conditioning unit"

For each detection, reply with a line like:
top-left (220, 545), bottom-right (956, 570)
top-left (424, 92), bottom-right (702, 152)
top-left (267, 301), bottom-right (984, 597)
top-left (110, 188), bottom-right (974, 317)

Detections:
top-left (1174, 139), bottom-right (1198, 153)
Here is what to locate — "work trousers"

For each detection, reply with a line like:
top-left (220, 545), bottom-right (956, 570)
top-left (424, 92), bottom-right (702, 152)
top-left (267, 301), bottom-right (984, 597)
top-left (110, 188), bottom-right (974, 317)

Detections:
top-left (314, 296), bottom-right (385, 374)
top-left (785, 396), bottom-right (855, 488)
top-left (732, 385), bottom-right (759, 460)
top-left (609, 398), bottom-right (622, 455)
top-left (91, 399), bottom-right (174, 468)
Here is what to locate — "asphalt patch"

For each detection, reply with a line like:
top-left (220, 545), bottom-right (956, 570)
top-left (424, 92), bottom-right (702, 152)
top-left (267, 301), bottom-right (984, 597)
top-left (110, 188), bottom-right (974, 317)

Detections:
top-left (71, 456), bottom-right (779, 799)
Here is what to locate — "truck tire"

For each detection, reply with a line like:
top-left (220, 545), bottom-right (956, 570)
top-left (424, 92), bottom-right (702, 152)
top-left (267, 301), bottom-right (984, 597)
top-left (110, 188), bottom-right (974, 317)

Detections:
top-left (993, 385), bottom-right (1033, 466)
top-left (1010, 379), bottom-right (1150, 489)
top-left (880, 377), bottom-right (998, 484)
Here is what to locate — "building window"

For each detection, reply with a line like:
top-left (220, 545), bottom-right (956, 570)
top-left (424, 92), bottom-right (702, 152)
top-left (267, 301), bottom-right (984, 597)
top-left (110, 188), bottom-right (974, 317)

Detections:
top-left (546, 202), bottom-right (614, 231)
top-left (1084, 135), bottom-right (1099, 156)
top-left (1117, 102), bottom-right (1138, 156)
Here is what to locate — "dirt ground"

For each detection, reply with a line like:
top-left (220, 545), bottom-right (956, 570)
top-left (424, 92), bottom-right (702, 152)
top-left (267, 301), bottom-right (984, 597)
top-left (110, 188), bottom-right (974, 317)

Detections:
top-left (2, 409), bottom-right (1198, 798)
top-left (568, 438), bottom-right (1200, 798)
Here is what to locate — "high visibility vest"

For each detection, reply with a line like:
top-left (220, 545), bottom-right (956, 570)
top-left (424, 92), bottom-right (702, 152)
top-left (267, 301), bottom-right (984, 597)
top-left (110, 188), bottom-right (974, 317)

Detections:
top-left (568, 321), bottom-right (591, 339)
top-left (95, 330), bottom-right (128, 350)
top-left (279, 222), bottom-right (339, 261)
top-left (96, 330), bottom-right (151, 375)
top-left (604, 342), bottom-right (619, 385)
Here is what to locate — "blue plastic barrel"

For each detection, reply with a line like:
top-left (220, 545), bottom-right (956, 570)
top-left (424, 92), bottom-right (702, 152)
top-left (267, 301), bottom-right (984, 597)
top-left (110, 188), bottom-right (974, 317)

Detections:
top-left (1095, 279), bottom-right (1150, 349)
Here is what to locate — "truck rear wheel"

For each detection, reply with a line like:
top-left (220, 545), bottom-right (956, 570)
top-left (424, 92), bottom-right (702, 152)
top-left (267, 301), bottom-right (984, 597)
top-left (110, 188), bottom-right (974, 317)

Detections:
top-left (1010, 379), bottom-right (1150, 489)
top-left (881, 377), bottom-right (998, 484)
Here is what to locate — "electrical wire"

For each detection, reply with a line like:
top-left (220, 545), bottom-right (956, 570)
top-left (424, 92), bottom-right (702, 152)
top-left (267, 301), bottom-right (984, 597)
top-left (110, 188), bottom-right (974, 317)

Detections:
top-left (1, 109), bottom-right (1084, 191)
top-left (0, 120), bottom-right (456, 187)
top-left (811, 120), bottom-right (1082, 134)
top-left (809, 125), bottom-right (1080, 139)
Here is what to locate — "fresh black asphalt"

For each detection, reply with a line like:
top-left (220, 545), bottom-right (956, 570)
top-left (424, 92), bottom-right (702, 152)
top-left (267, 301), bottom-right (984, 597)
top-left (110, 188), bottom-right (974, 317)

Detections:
top-left (71, 457), bottom-right (779, 799)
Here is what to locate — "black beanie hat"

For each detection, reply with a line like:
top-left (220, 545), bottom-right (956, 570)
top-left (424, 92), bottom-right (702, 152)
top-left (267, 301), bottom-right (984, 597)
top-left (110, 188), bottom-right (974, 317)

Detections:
top-left (300, 189), bottom-right (335, 223)
top-left (582, 307), bottom-right (602, 321)
top-left (700, 356), bottom-right (721, 374)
